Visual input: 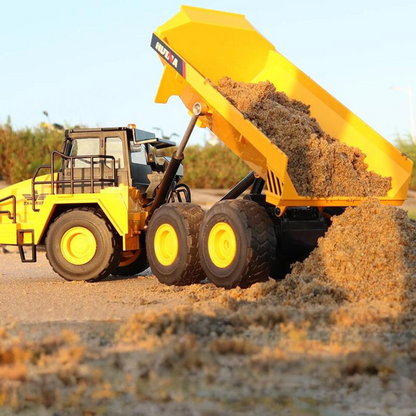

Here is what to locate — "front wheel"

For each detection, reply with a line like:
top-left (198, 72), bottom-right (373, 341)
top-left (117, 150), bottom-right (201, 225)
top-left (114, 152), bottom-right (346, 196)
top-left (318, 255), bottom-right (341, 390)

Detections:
top-left (45, 208), bottom-right (121, 281)
top-left (199, 199), bottom-right (276, 288)
top-left (146, 203), bottom-right (205, 286)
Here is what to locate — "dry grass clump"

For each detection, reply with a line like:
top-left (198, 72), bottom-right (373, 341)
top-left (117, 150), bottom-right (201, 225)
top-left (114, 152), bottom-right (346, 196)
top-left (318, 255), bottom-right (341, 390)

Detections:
top-left (216, 77), bottom-right (391, 197)
top-left (290, 199), bottom-right (416, 303)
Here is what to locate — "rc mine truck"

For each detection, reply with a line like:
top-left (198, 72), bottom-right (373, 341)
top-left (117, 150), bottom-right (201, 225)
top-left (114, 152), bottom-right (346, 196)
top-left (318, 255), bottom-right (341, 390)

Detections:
top-left (0, 6), bottom-right (412, 288)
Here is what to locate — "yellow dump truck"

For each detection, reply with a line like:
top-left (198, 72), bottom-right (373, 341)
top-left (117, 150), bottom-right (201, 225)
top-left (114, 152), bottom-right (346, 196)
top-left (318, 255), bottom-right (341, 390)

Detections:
top-left (0, 6), bottom-right (412, 288)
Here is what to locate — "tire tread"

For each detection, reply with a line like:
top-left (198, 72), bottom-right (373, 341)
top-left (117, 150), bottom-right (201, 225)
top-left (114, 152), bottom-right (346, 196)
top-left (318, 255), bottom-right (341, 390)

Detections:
top-left (45, 207), bottom-right (121, 282)
top-left (200, 199), bottom-right (276, 288)
top-left (147, 203), bottom-right (205, 286)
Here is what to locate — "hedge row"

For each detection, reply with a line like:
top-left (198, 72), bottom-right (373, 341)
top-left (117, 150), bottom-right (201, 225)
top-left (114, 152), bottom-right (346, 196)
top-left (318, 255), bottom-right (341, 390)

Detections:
top-left (0, 121), bottom-right (63, 184)
top-left (395, 135), bottom-right (416, 190)
top-left (0, 122), bottom-right (249, 189)
top-left (0, 122), bottom-right (413, 190)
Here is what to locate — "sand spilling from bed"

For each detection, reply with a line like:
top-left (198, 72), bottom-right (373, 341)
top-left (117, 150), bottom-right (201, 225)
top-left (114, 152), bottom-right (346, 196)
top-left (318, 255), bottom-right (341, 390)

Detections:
top-left (288, 199), bottom-right (416, 303)
top-left (216, 77), bottom-right (392, 197)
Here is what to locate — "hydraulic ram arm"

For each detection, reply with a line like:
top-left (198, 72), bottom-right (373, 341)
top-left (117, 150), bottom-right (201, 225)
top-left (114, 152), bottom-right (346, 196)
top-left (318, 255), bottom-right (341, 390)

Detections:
top-left (147, 102), bottom-right (206, 219)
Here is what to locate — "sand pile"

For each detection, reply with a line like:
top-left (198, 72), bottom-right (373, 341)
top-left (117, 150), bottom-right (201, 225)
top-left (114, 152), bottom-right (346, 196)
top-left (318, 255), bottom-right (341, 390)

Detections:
top-left (288, 199), bottom-right (416, 303)
top-left (216, 77), bottom-right (392, 197)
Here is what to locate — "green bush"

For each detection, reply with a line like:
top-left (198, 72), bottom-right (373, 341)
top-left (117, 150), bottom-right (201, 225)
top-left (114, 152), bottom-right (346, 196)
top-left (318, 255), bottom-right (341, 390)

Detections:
top-left (181, 144), bottom-right (250, 189)
top-left (0, 121), bottom-right (250, 189)
top-left (3, 122), bottom-right (414, 192)
top-left (0, 120), bottom-right (62, 184)
top-left (395, 135), bottom-right (416, 190)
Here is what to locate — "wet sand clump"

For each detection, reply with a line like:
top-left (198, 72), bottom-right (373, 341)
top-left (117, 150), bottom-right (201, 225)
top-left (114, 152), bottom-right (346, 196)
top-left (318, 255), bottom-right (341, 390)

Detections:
top-left (289, 199), bottom-right (416, 303)
top-left (216, 77), bottom-right (391, 197)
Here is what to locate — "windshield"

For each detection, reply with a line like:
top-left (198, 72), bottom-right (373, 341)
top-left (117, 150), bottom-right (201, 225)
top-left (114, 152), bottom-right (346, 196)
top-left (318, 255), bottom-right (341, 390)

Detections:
top-left (130, 142), bottom-right (147, 165)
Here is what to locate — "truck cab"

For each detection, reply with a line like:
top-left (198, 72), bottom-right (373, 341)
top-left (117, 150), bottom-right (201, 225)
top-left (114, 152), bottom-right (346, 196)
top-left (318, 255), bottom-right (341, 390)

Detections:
top-left (60, 126), bottom-right (181, 197)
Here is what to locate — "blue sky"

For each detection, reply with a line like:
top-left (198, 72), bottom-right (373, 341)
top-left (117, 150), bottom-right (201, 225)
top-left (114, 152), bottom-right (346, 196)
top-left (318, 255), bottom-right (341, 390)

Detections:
top-left (0, 0), bottom-right (415, 144)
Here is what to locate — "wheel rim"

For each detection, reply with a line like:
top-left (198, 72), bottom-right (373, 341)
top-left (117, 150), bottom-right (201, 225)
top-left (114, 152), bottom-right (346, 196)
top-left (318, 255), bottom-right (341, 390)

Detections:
top-left (154, 224), bottom-right (179, 266)
top-left (208, 222), bottom-right (237, 268)
top-left (61, 227), bottom-right (97, 265)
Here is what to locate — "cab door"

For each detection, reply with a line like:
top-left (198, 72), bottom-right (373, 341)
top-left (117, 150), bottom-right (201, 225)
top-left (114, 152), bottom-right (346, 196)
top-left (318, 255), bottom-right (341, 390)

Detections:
top-left (60, 132), bottom-right (130, 194)
top-left (104, 134), bottom-right (130, 187)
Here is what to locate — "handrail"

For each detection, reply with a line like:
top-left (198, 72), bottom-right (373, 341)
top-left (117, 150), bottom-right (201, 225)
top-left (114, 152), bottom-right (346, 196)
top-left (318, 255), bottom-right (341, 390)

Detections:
top-left (51, 151), bottom-right (116, 195)
top-left (0, 195), bottom-right (17, 223)
top-left (31, 164), bottom-right (51, 212)
top-left (31, 151), bottom-right (117, 212)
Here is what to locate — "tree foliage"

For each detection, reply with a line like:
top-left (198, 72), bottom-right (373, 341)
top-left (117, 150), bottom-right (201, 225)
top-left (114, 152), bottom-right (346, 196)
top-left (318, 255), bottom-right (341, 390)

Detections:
top-left (2, 122), bottom-right (414, 192)
top-left (0, 120), bottom-right (62, 184)
top-left (181, 144), bottom-right (250, 189)
top-left (395, 134), bottom-right (416, 190)
top-left (0, 122), bottom-right (250, 188)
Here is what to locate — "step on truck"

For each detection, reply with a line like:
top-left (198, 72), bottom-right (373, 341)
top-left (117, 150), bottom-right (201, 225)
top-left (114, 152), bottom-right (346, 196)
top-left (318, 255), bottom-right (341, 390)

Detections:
top-left (0, 6), bottom-right (413, 288)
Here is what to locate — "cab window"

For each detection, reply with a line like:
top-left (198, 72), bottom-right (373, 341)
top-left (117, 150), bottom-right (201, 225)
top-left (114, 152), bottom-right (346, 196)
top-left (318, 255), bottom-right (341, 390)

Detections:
top-left (105, 137), bottom-right (125, 169)
top-left (70, 138), bottom-right (100, 168)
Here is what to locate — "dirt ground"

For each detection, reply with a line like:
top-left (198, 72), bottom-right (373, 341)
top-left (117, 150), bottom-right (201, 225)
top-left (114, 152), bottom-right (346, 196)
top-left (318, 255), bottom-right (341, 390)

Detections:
top-left (1, 183), bottom-right (416, 415)
top-left (1, 249), bottom-right (416, 416)
top-left (0, 216), bottom-right (415, 414)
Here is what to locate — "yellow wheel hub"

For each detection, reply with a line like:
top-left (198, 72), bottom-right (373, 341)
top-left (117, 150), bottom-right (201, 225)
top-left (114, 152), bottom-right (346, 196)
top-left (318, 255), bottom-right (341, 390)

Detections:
top-left (208, 222), bottom-right (237, 268)
top-left (154, 224), bottom-right (179, 266)
top-left (61, 227), bottom-right (97, 265)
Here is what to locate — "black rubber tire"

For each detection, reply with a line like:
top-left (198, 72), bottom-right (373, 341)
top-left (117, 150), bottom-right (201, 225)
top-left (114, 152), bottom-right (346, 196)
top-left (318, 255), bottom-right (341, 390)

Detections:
top-left (112, 250), bottom-right (149, 276)
top-left (146, 203), bottom-right (205, 286)
top-left (45, 207), bottom-right (122, 282)
top-left (199, 199), bottom-right (276, 289)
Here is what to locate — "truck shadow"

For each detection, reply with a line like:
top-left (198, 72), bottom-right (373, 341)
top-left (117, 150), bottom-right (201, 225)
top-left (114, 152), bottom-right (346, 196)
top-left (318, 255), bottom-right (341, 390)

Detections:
top-left (103, 268), bottom-right (152, 282)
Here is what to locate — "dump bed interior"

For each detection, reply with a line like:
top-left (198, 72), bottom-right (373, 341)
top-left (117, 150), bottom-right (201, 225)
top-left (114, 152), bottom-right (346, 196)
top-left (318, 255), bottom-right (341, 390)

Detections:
top-left (153, 5), bottom-right (413, 211)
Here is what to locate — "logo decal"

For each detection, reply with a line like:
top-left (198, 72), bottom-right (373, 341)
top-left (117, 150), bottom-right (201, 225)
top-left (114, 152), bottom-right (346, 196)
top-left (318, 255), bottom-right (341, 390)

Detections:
top-left (151, 34), bottom-right (186, 78)
top-left (23, 192), bottom-right (47, 206)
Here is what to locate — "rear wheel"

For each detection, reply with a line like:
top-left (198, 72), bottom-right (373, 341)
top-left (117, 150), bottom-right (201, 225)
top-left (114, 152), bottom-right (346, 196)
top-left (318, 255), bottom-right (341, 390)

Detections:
top-left (112, 250), bottom-right (149, 276)
top-left (146, 203), bottom-right (205, 286)
top-left (199, 199), bottom-right (276, 288)
top-left (45, 208), bottom-right (121, 282)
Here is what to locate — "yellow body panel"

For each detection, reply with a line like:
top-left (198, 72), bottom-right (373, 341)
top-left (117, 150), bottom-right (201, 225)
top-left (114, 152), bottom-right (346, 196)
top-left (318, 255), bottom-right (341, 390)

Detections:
top-left (0, 223), bottom-right (20, 245)
top-left (0, 174), bottom-right (146, 250)
top-left (154, 6), bottom-right (413, 210)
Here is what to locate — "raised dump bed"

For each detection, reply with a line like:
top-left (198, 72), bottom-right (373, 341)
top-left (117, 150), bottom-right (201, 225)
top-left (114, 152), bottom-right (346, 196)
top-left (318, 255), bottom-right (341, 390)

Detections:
top-left (152, 5), bottom-right (413, 212)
